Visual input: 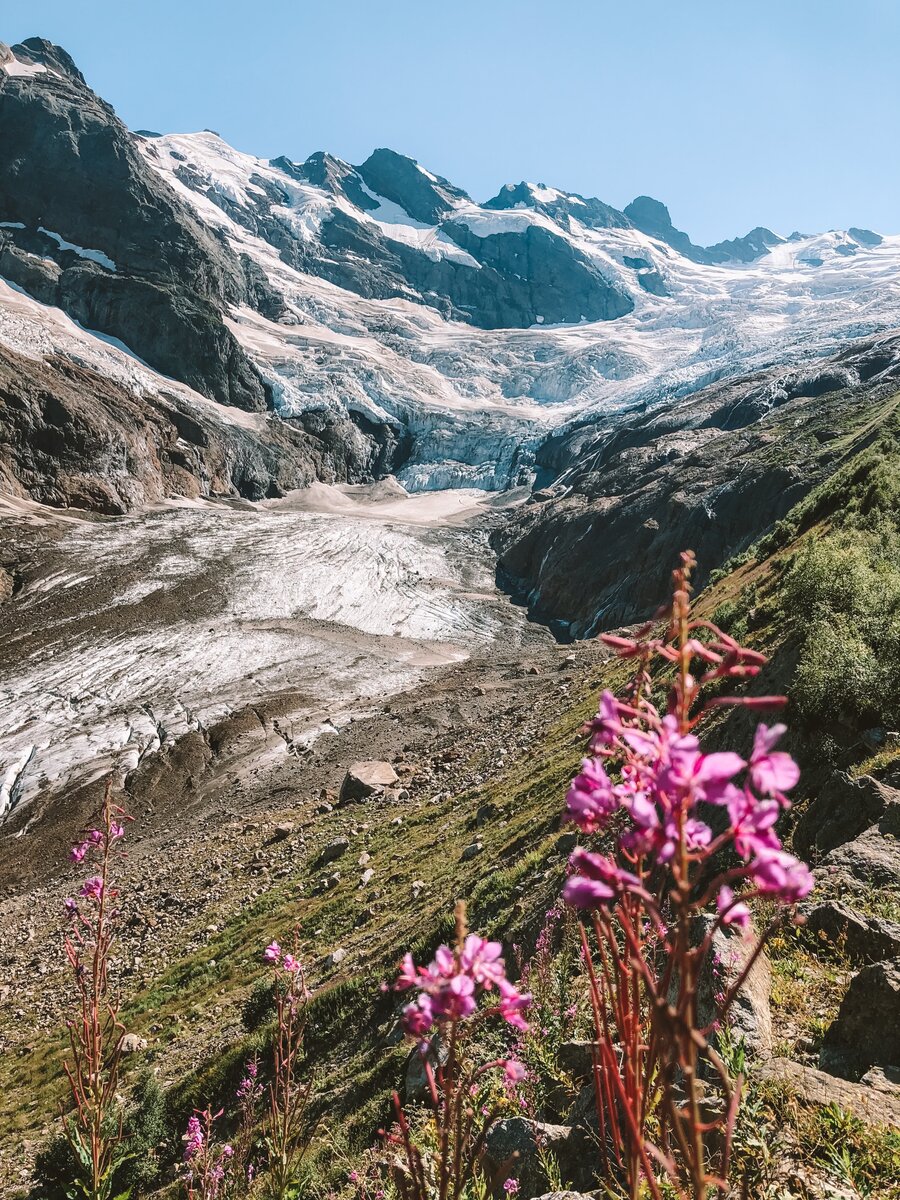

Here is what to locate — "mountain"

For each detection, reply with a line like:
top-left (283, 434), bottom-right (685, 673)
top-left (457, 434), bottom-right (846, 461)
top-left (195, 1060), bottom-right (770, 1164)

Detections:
top-left (1, 35), bottom-right (899, 505)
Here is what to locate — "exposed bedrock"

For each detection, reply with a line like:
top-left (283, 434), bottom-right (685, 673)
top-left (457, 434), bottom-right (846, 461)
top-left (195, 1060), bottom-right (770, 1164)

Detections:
top-left (492, 333), bottom-right (900, 635)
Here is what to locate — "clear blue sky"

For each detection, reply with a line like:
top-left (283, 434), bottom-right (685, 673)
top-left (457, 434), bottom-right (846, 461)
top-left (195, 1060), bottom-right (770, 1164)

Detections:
top-left (5, 0), bottom-right (899, 242)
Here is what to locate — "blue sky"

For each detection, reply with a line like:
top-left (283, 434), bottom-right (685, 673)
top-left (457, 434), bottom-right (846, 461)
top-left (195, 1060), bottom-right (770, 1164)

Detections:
top-left (5, 0), bottom-right (899, 242)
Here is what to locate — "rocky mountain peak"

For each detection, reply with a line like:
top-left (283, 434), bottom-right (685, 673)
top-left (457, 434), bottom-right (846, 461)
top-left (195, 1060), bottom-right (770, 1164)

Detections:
top-left (485, 180), bottom-right (632, 233)
top-left (356, 148), bottom-right (469, 223)
top-left (271, 150), bottom-right (380, 212)
top-left (10, 37), bottom-right (86, 84)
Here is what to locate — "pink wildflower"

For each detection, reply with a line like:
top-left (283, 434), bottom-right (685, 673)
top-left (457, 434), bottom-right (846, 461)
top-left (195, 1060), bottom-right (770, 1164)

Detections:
top-left (183, 1114), bottom-right (204, 1161)
top-left (717, 886), bottom-right (751, 932)
top-left (69, 841), bottom-right (89, 864)
top-left (504, 1180), bottom-right (520, 1194)
top-left (566, 756), bottom-right (618, 833)
top-left (750, 848), bottom-right (813, 902)
top-left (749, 723), bottom-right (800, 800)
top-left (504, 1059), bottom-right (527, 1082)
top-left (79, 875), bottom-right (104, 903)
top-left (263, 940), bottom-right (281, 964)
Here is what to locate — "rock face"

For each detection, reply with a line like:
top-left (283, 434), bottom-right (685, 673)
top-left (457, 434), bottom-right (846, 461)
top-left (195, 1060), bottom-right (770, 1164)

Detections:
top-left (624, 195), bottom-right (784, 265)
top-left (805, 901), bottom-right (900, 964)
top-left (493, 333), bottom-right (900, 633)
top-left (0, 38), bottom-right (269, 410)
top-left (822, 827), bottom-right (900, 889)
top-left (793, 774), bottom-right (900, 860)
top-left (338, 761), bottom-right (399, 804)
top-left (823, 958), bottom-right (900, 1075)
top-left (0, 341), bottom-right (387, 513)
top-left (484, 1119), bottom-right (587, 1198)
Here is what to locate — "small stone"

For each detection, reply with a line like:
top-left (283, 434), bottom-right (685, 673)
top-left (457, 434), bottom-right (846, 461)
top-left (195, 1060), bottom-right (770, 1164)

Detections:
top-left (319, 836), bottom-right (350, 864)
top-left (475, 803), bottom-right (497, 828)
top-left (358, 851), bottom-right (371, 866)
top-left (328, 948), bottom-right (348, 967)
top-left (461, 841), bottom-right (484, 861)
top-left (360, 868), bottom-right (375, 887)
top-left (120, 1033), bottom-right (148, 1055)
top-left (272, 822), bottom-right (294, 842)
top-left (339, 761), bottom-right (399, 804)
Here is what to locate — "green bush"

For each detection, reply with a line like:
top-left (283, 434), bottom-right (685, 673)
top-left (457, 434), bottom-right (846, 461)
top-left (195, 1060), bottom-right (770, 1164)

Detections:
top-left (783, 527), bottom-right (900, 729)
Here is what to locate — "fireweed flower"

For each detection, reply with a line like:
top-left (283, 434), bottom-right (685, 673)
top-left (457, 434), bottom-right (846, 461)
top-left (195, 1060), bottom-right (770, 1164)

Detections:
top-left (263, 941), bottom-right (281, 964)
top-left (504, 1059), bottom-right (526, 1082)
top-left (69, 841), bottom-right (89, 864)
top-left (563, 847), bottom-right (641, 910)
top-left (504, 1179), bottom-right (520, 1194)
top-left (79, 876), bottom-right (105, 903)
top-left (566, 756), bottom-right (618, 833)
top-left (717, 886), bottom-right (751, 932)
top-left (183, 1114), bottom-right (204, 1161)
top-left (749, 723), bottom-right (800, 801)
top-left (395, 937), bottom-right (530, 1038)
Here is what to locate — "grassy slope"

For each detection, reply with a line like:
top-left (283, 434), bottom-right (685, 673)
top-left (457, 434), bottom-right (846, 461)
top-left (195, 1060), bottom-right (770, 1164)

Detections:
top-left (13, 389), bottom-right (900, 1196)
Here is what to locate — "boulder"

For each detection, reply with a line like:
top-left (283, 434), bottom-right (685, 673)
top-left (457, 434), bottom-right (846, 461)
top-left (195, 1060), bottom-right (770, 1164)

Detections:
top-left (821, 827), bottom-right (900, 889)
top-left (556, 1040), bottom-right (597, 1082)
top-left (822, 957), bottom-right (900, 1074)
top-left (339, 761), bottom-right (399, 804)
top-left (804, 900), bottom-right (900, 963)
top-left (794, 775), bottom-right (900, 859)
top-left (319, 836), bottom-right (350, 864)
top-left (484, 1118), bottom-right (586, 1198)
top-left (404, 1037), bottom-right (448, 1103)
top-left (695, 918), bottom-right (773, 1057)
top-left (119, 1033), bottom-right (148, 1055)
top-left (760, 1057), bottom-right (900, 1127)
top-left (461, 841), bottom-right (484, 861)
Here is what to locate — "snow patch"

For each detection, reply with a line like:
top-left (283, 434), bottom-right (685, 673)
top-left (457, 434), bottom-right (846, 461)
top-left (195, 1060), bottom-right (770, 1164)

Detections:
top-left (1, 54), bottom-right (49, 78)
top-left (38, 227), bottom-right (117, 271)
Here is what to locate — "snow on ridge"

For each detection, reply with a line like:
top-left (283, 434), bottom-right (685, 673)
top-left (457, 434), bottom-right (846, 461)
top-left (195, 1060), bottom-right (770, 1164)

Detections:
top-left (1, 54), bottom-right (50, 78)
top-left (38, 227), bottom-right (117, 271)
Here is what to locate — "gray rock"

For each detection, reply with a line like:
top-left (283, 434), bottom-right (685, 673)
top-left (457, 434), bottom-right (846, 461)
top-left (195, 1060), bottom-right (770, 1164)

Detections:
top-left (556, 831), bottom-right (578, 855)
top-left (760, 1057), bottom-right (900, 1127)
top-left (319, 836), bottom-right (350, 864)
top-left (339, 761), bottom-right (399, 804)
top-left (484, 1118), bottom-right (583, 1198)
top-left (404, 1037), bottom-right (448, 1103)
top-left (271, 822), bottom-right (294, 842)
top-left (822, 827), bottom-right (900, 889)
top-left (119, 1033), bottom-right (147, 1055)
top-left (327, 948), bottom-right (347, 967)
top-left (823, 957), bottom-right (900, 1074)
top-left (794, 775), bottom-right (900, 860)
top-left (556, 1040), bottom-right (597, 1081)
top-left (804, 900), bottom-right (900, 963)
top-left (475, 803), bottom-right (498, 828)
top-left (694, 917), bottom-right (772, 1057)
top-left (461, 841), bottom-right (484, 861)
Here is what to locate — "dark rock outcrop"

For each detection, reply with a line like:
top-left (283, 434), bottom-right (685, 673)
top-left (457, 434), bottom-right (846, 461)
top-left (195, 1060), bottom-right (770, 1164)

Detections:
top-left (492, 333), bottom-right (900, 634)
top-left (794, 774), bottom-right (900, 860)
top-left (0, 342), bottom-right (398, 514)
top-left (0, 38), bottom-right (269, 410)
top-left (625, 195), bottom-right (783, 265)
top-left (822, 958), bottom-right (900, 1075)
top-left (804, 901), bottom-right (900, 964)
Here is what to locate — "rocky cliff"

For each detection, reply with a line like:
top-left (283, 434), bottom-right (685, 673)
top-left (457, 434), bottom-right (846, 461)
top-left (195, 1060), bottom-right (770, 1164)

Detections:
top-left (493, 332), bottom-right (900, 635)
